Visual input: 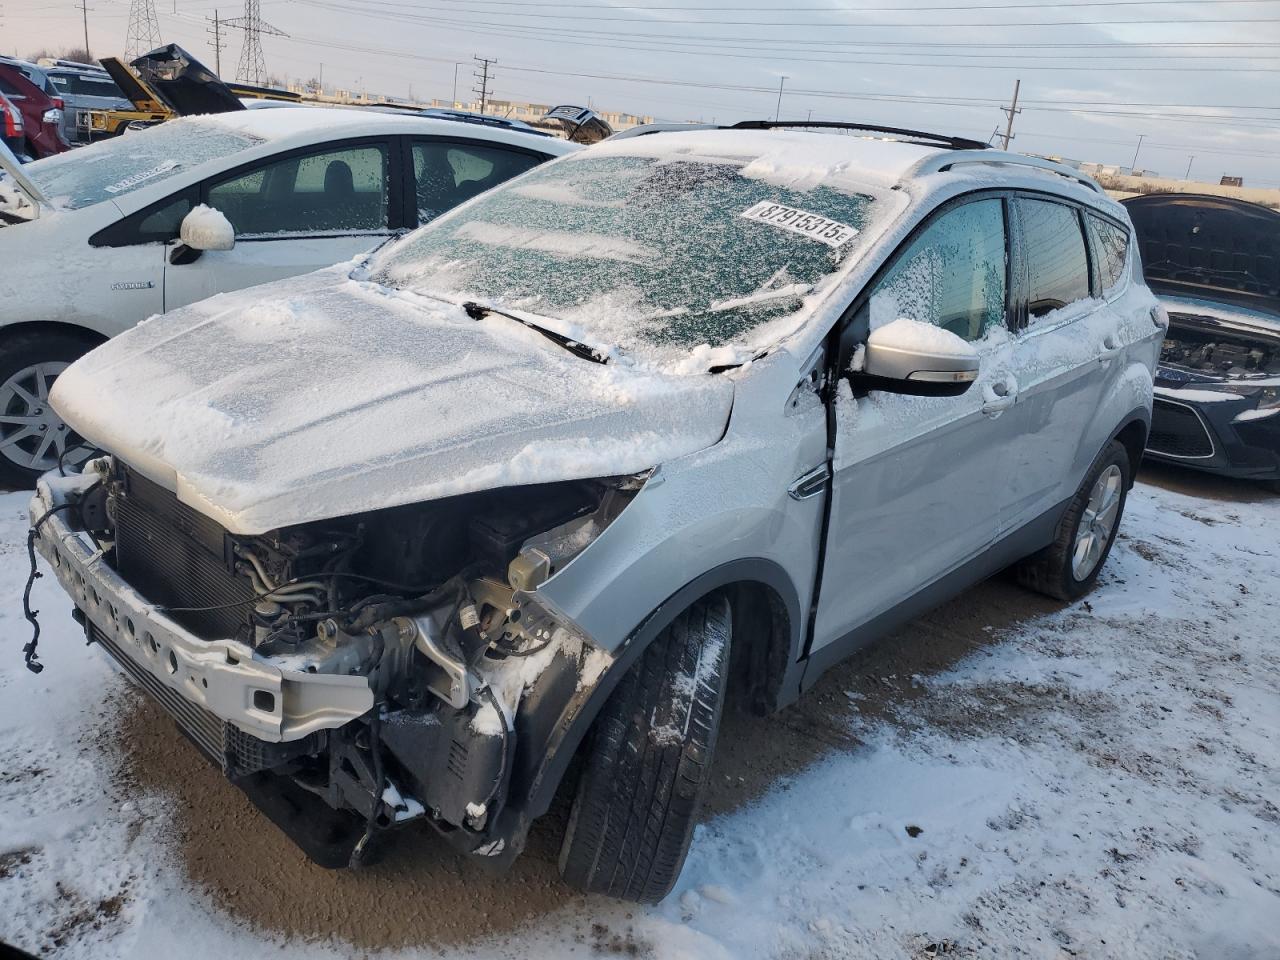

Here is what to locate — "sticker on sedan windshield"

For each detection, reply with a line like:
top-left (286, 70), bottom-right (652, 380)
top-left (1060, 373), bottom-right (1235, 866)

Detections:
top-left (739, 201), bottom-right (858, 248)
top-left (103, 160), bottom-right (181, 195)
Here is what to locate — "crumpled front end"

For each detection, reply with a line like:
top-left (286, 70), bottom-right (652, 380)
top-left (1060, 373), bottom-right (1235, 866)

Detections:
top-left (32, 457), bottom-right (637, 867)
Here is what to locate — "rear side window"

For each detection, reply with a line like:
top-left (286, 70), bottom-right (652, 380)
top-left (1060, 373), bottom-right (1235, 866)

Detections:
top-left (1018, 198), bottom-right (1091, 319)
top-left (1086, 214), bottom-right (1130, 295)
top-left (412, 140), bottom-right (542, 225)
top-left (870, 197), bottom-right (1008, 342)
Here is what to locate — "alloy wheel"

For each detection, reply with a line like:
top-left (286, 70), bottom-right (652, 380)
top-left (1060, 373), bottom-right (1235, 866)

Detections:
top-left (1071, 464), bottom-right (1123, 581)
top-left (0, 361), bottom-right (89, 474)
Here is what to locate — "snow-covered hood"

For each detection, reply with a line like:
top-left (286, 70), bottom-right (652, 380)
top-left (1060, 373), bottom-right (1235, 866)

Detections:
top-left (51, 269), bottom-right (734, 534)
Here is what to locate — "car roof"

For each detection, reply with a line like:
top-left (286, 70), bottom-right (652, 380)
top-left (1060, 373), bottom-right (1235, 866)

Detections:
top-left (591, 126), bottom-right (1120, 215)
top-left (194, 106), bottom-right (578, 155)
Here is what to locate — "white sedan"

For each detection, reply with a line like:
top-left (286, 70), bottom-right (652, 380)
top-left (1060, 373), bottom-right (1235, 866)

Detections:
top-left (0, 107), bottom-right (576, 483)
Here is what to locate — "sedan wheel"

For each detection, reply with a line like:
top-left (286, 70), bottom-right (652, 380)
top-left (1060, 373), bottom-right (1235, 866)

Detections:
top-left (0, 358), bottom-right (95, 483)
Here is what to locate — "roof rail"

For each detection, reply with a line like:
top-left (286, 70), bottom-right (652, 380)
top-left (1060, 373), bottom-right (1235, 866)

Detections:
top-left (914, 149), bottom-right (1106, 194)
top-left (729, 120), bottom-right (989, 151)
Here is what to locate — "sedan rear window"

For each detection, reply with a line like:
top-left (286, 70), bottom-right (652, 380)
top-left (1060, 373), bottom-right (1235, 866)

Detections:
top-left (372, 153), bottom-right (877, 362)
top-left (25, 117), bottom-right (262, 210)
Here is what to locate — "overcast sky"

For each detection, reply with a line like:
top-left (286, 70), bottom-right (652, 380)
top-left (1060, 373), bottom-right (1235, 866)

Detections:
top-left (6, 0), bottom-right (1278, 184)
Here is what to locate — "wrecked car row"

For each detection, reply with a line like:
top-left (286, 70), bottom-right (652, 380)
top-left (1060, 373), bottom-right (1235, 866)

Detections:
top-left (25, 120), bottom-right (1165, 902)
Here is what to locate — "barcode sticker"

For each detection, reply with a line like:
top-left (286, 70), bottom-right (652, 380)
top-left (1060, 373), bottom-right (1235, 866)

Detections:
top-left (740, 201), bottom-right (859, 248)
top-left (460, 605), bottom-right (480, 629)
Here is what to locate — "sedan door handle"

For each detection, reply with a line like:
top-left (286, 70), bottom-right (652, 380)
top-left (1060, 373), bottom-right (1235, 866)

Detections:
top-left (982, 380), bottom-right (1018, 418)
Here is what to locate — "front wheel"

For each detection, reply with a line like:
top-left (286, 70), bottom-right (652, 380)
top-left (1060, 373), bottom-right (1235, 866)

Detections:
top-left (0, 330), bottom-right (100, 488)
top-left (558, 595), bottom-right (731, 903)
top-left (1015, 440), bottom-right (1131, 601)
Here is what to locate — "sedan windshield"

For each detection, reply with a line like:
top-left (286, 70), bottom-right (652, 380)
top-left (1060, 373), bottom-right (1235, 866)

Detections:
top-left (26, 118), bottom-right (262, 210)
top-left (371, 152), bottom-right (877, 363)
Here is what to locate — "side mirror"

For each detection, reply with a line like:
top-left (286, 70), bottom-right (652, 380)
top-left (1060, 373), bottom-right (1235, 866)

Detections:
top-left (178, 204), bottom-right (235, 252)
top-left (855, 317), bottom-right (979, 397)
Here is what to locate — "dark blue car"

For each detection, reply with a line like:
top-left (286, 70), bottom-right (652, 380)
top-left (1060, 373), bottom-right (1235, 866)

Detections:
top-left (1124, 194), bottom-right (1280, 491)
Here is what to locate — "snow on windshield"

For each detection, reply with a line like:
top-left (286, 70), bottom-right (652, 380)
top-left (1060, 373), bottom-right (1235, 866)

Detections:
top-left (371, 153), bottom-right (879, 363)
top-left (25, 118), bottom-right (263, 210)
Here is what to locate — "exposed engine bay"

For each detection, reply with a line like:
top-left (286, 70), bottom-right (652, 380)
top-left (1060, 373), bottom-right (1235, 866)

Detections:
top-left (72, 458), bottom-right (638, 865)
top-left (1161, 314), bottom-right (1280, 379)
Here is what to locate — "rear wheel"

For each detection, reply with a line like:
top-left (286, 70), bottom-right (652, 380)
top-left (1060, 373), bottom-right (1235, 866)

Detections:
top-left (558, 595), bottom-right (731, 903)
top-left (1015, 440), bottom-right (1131, 601)
top-left (0, 330), bottom-right (100, 488)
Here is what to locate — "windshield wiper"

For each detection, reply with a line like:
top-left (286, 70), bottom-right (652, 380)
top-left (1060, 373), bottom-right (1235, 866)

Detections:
top-left (462, 301), bottom-right (607, 365)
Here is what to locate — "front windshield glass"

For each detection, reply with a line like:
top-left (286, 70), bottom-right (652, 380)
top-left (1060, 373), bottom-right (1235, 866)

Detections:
top-left (26, 118), bottom-right (262, 210)
top-left (372, 152), bottom-right (877, 362)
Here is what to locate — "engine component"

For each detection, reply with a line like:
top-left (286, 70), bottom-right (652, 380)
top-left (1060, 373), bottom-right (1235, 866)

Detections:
top-left (395, 612), bottom-right (474, 709)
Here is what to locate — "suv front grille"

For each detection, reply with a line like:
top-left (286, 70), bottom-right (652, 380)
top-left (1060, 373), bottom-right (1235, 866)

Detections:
top-left (113, 465), bottom-right (254, 640)
top-left (1149, 398), bottom-right (1215, 459)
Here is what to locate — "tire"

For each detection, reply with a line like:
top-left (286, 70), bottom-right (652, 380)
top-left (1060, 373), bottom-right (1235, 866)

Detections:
top-left (558, 595), bottom-right (732, 903)
top-left (0, 329), bottom-right (101, 489)
top-left (1015, 440), bottom-right (1131, 601)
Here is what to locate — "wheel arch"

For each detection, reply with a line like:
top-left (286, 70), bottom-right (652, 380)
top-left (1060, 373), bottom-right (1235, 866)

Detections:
top-left (515, 557), bottom-right (805, 824)
top-left (0, 320), bottom-right (108, 351)
top-left (1110, 406), bottom-right (1151, 487)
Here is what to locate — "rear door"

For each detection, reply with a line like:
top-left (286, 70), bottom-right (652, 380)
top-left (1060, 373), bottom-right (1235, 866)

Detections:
top-left (812, 194), bottom-right (1022, 652)
top-left (1001, 196), bottom-right (1121, 530)
top-left (163, 138), bottom-right (399, 311)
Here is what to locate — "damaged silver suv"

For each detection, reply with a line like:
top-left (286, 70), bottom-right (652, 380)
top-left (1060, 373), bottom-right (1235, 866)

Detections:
top-left (29, 122), bottom-right (1163, 903)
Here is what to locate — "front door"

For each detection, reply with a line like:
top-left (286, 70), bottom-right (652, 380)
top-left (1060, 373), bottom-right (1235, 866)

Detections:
top-left (812, 195), bottom-right (1021, 652)
top-left (163, 140), bottom-right (395, 311)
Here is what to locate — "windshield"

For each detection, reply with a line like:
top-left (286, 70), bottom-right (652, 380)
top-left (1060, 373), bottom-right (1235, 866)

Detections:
top-left (25, 118), bottom-right (262, 210)
top-left (371, 152), bottom-right (877, 363)
top-left (49, 72), bottom-right (125, 99)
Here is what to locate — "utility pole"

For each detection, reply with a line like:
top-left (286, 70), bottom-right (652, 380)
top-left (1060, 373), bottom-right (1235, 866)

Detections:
top-left (452, 62), bottom-right (459, 106)
top-left (1184, 155), bottom-right (1194, 180)
top-left (473, 54), bottom-right (496, 114)
top-left (774, 75), bottom-right (787, 122)
top-left (80, 0), bottom-right (92, 59)
top-left (999, 78), bottom-right (1021, 151)
top-left (207, 10), bottom-right (226, 76)
top-left (1130, 133), bottom-right (1146, 173)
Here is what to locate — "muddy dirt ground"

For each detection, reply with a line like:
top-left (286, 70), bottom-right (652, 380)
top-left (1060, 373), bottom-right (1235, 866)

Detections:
top-left (101, 464), bottom-right (1274, 952)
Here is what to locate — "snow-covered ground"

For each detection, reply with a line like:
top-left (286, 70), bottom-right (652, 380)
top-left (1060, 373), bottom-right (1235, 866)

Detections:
top-left (0, 479), bottom-right (1276, 959)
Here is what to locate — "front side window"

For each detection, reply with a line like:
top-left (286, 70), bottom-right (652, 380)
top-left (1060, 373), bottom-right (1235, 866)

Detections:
top-left (91, 192), bottom-right (193, 247)
top-left (1086, 213), bottom-right (1129, 295)
top-left (206, 142), bottom-right (389, 236)
top-left (870, 198), bottom-right (1008, 342)
top-left (1019, 198), bottom-right (1091, 319)
top-left (413, 141), bottom-right (542, 224)
top-left (373, 151), bottom-right (880, 364)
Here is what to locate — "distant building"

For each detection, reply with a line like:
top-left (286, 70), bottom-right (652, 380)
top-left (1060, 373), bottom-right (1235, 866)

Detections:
top-left (1221, 175), bottom-right (1244, 187)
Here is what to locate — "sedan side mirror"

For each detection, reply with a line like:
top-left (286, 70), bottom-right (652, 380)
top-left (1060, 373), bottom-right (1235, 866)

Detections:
top-left (179, 204), bottom-right (235, 252)
top-left (854, 317), bottom-right (979, 397)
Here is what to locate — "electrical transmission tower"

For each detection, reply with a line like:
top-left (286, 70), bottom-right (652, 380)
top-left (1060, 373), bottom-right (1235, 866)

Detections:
top-left (473, 55), bottom-right (496, 114)
top-left (225, 0), bottom-right (287, 86)
top-left (124, 0), bottom-right (162, 61)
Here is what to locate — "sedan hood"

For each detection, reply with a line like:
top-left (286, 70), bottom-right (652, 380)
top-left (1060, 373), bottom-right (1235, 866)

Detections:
top-left (51, 270), bottom-right (734, 534)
